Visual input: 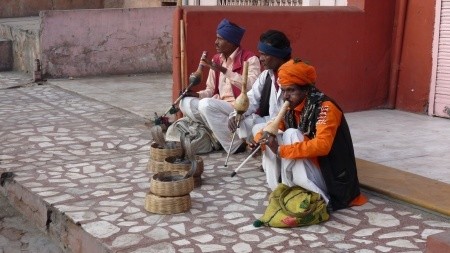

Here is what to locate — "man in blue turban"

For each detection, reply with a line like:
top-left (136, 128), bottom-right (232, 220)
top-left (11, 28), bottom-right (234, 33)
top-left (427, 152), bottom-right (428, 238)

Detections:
top-left (228, 29), bottom-right (292, 144)
top-left (216, 18), bottom-right (245, 46)
top-left (178, 18), bottom-right (261, 154)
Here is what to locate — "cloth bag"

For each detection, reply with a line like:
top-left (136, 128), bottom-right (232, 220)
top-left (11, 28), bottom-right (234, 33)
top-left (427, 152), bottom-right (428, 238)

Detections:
top-left (254, 183), bottom-right (329, 228)
top-left (165, 117), bottom-right (221, 154)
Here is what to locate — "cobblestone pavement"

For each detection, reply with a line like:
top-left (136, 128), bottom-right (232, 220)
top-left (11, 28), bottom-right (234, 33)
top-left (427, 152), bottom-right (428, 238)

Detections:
top-left (1, 72), bottom-right (449, 252)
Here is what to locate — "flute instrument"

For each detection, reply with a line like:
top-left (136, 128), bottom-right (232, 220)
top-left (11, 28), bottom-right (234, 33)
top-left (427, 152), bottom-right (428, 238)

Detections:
top-left (230, 100), bottom-right (290, 177)
top-left (161, 51), bottom-right (208, 117)
top-left (223, 61), bottom-right (249, 168)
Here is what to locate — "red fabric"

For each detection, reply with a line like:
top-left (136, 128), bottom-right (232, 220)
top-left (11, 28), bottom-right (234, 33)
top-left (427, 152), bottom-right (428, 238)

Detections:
top-left (212, 48), bottom-right (256, 98)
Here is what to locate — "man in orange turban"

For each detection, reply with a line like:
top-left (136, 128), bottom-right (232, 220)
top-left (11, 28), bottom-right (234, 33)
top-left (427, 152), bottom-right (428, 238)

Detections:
top-left (277, 58), bottom-right (317, 86)
top-left (254, 58), bottom-right (367, 211)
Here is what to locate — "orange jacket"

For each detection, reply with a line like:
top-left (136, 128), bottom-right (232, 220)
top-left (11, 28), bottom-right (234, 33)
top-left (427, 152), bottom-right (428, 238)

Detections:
top-left (255, 99), bottom-right (367, 209)
top-left (279, 101), bottom-right (341, 161)
top-left (255, 100), bottom-right (342, 167)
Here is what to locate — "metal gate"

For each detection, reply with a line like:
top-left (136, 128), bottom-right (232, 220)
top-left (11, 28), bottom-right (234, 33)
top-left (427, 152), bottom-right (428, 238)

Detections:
top-left (431, 0), bottom-right (450, 118)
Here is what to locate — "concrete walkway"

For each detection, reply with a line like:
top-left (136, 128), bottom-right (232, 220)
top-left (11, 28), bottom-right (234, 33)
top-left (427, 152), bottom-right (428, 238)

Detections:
top-left (1, 71), bottom-right (449, 253)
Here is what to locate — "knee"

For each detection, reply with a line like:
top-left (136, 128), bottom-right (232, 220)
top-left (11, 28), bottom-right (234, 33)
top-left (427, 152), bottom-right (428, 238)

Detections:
top-left (179, 98), bottom-right (188, 112)
top-left (284, 128), bottom-right (304, 141)
top-left (251, 123), bottom-right (265, 137)
top-left (197, 99), bottom-right (210, 114)
top-left (284, 128), bottom-right (298, 135)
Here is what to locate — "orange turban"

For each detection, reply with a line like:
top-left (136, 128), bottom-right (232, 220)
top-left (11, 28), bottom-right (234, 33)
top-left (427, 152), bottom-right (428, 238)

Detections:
top-left (278, 59), bottom-right (317, 86)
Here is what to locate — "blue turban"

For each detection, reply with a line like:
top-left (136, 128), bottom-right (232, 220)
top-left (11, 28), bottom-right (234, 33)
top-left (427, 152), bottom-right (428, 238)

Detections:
top-left (257, 42), bottom-right (292, 59)
top-left (217, 19), bottom-right (245, 46)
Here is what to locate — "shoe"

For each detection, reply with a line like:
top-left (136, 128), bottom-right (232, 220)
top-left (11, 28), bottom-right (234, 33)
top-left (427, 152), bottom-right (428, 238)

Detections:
top-left (233, 142), bottom-right (247, 154)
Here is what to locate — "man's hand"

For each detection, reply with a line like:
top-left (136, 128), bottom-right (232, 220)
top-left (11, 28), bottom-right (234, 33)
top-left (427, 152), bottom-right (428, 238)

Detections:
top-left (201, 58), bottom-right (225, 73)
top-left (247, 139), bottom-right (261, 157)
top-left (183, 90), bottom-right (199, 98)
top-left (228, 115), bottom-right (239, 132)
top-left (256, 132), bottom-right (278, 155)
top-left (264, 133), bottom-right (279, 155)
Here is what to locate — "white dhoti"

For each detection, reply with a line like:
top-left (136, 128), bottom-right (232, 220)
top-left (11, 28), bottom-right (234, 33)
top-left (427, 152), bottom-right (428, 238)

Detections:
top-left (261, 128), bottom-right (330, 203)
top-left (179, 97), bottom-right (205, 124)
top-left (180, 97), bottom-right (244, 154)
top-left (235, 114), bottom-right (268, 141)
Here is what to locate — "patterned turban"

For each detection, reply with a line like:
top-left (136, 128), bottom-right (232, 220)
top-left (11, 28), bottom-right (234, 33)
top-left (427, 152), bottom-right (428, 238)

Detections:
top-left (278, 59), bottom-right (317, 86)
top-left (217, 19), bottom-right (245, 46)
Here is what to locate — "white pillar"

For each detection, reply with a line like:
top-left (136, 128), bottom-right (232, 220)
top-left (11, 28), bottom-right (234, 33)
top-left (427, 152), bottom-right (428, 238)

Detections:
top-left (320, 0), bottom-right (335, 6)
top-left (302, 0), bottom-right (320, 6)
top-left (335, 0), bottom-right (347, 6)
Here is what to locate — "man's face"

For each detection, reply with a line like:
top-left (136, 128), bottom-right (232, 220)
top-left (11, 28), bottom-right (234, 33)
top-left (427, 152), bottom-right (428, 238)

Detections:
top-left (280, 84), bottom-right (309, 108)
top-left (259, 52), bottom-right (285, 71)
top-left (215, 34), bottom-right (236, 56)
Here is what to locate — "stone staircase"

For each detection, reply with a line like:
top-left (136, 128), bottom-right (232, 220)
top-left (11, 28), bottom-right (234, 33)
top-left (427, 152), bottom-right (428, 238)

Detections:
top-left (0, 17), bottom-right (40, 77)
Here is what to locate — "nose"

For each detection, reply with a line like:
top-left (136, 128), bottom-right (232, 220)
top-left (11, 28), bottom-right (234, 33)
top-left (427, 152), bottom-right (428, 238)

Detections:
top-left (260, 55), bottom-right (267, 63)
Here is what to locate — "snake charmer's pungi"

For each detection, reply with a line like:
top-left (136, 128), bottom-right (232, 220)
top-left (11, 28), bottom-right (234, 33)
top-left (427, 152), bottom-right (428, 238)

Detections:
top-left (180, 18), bottom-right (261, 154)
top-left (255, 59), bottom-right (367, 211)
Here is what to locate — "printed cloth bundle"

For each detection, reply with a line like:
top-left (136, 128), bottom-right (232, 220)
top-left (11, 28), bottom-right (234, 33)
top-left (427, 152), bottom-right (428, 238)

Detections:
top-left (254, 183), bottom-right (329, 228)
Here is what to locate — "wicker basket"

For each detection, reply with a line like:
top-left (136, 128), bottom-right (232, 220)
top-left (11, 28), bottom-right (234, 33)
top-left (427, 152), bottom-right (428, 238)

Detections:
top-left (144, 192), bottom-right (191, 214)
top-left (150, 171), bottom-right (194, 197)
top-left (150, 142), bottom-right (182, 162)
top-left (193, 175), bottom-right (202, 188)
top-left (164, 155), bottom-right (204, 177)
top-left (147, 159), bottom-right (165, 173)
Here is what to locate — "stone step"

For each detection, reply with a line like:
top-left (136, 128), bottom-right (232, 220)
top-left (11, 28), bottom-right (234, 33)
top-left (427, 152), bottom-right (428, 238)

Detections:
top-left (0, 17), bottom-right (40, 76)
top-left (427, 230), bottom-right (450, 253)
top-left (356, 158), bottom-right (450, 252)
top-left (356, 158), bottom-right (450, 217)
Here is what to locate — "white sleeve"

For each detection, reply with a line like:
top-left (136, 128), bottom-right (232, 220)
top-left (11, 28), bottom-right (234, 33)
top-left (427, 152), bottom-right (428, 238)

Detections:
top-left (244, 70), bottom-right (270, 117)
top-left (224, 55), bottom-right (261, 92)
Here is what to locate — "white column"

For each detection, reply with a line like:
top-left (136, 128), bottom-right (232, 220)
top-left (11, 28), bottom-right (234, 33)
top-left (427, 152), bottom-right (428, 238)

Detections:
top-left (320, 0), bottom-right (335, 6)
top-left (302, 0), bottom-right (320, 6)
top-left (335, 0), bottom-right (347, 6)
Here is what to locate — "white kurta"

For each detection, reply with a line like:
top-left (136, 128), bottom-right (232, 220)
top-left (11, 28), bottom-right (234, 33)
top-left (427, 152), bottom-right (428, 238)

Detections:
top-left (179, 48), bottom-right (261, 154)
top-left (232, 69), bottom-right (284, 140)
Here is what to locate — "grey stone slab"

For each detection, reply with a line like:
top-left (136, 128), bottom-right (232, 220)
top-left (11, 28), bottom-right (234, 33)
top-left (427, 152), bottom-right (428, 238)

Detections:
top-left (1, 72), bottom-right (450, 253)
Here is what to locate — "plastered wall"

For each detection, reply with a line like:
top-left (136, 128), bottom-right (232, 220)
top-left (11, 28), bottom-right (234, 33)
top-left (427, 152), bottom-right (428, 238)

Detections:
top-left (395, 0), bottom-right (436, 113)
top-left (0, 0), bottom-right (103, 18)
top-left (40, 8), bottom-right (174, 78)
top-left (174, 1), bottom-right (397, 112)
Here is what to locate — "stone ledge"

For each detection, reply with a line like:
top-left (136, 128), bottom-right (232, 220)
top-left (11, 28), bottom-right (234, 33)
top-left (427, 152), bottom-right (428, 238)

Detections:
top-left (426, 230), bottom-right (450, 253)
top-left (356, 158), bottom-right (450, 217)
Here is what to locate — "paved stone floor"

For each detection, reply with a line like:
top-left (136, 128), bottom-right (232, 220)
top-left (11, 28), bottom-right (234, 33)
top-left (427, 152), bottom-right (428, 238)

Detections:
top-left (1, 72), bottom-right (449, 252)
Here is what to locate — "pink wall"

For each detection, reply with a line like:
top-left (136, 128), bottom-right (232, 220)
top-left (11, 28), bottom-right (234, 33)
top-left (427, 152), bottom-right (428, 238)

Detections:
top-left (396, 0), bottom-right (436, 113)
top-left (40, 8), bottom-right (174, 78)
top-left (175, 1), bottom-right (397, 112)
top-left (0, 0), bottom-right (103, 18)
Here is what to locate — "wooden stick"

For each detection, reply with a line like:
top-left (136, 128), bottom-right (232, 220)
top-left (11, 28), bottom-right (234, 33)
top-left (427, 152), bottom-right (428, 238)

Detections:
top-left (230, 145), bottom-right (261, 177)
top-left (180, 19), bottom-right (186, 89)
top-left (223, 115), bottom-right (242, 168)
top-left (231, 101), bottom-right (290, 178)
